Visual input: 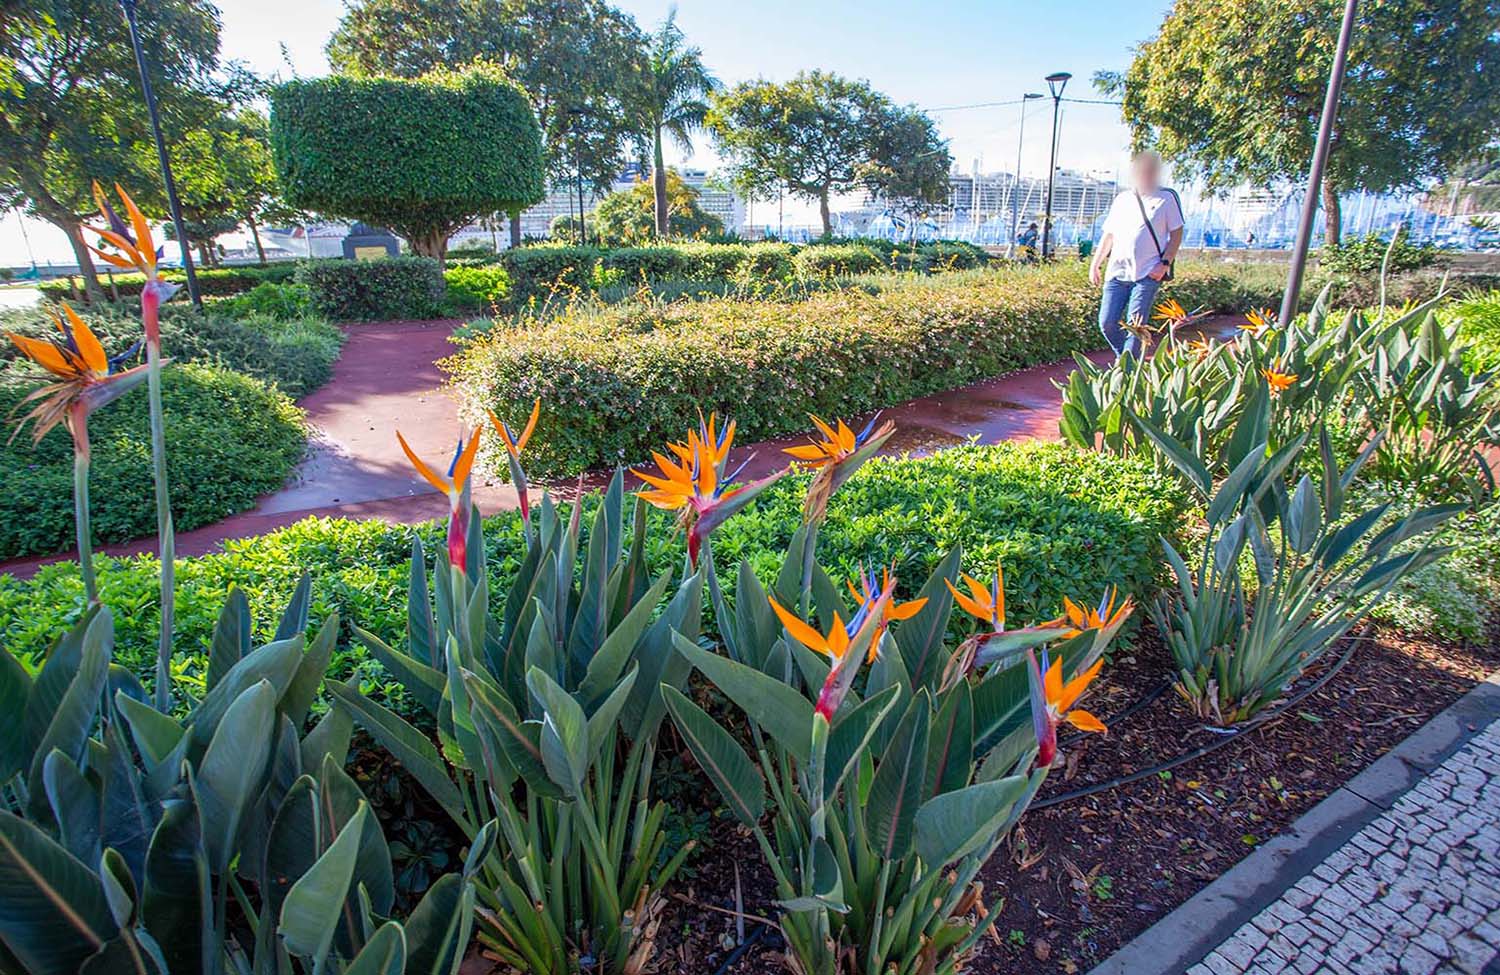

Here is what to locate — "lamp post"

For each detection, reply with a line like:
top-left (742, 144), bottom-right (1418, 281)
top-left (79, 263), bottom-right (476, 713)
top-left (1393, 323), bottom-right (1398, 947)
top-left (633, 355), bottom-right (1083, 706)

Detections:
top-left (1008, 92), bottom-right (1044, 258)
top-left (1278, 0), bottom-right (1358, 325)
top-left (1040, 71), bottom-right (1071, 261)
top-left (117, 0), bottom-right (201, 308)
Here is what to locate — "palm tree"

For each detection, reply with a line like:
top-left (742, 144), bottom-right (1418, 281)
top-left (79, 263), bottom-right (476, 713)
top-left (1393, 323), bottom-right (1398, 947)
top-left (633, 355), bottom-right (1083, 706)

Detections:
top-left (637, 9), bottom-right (718, 237)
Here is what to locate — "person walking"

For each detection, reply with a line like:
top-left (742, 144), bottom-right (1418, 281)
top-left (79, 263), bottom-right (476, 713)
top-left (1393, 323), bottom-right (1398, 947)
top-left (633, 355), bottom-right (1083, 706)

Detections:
top-left (1089, 152), bottom-right (1184, 359)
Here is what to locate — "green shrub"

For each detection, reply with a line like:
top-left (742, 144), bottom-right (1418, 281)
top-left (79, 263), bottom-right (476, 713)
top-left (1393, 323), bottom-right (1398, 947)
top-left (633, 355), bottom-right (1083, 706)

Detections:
top-left (0, 441), bottom-right (1186, 686)
top-left (1366, 490), bottom-right (1500, 643)
top-left (793, 243), bottom-right (885, 278)
top-left (0, 361), bottom-right (306, 559)
top-left (449, 261), bottom-right (1284, 476)
top-left (39, 263), bottom-right (299, 302)
top-left (0, 302), bottom-right (343, 397)
top-left (210, 280), bottom-right (314, 319)
top-left (442, 263), bottom-right (511, 314)
top-left (296, 256), bottom-right (446, 321)
top-left (501, 245), bottom-right (600, 301)
top-left (1448, 289), bottom-right (1500, 372)
top-left (1319, 227), bottom-right (1440, 277)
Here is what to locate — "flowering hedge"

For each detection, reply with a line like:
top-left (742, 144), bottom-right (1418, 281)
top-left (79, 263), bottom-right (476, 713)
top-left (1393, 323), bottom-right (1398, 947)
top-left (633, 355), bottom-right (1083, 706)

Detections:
top-left (449, 261), bottom-right (1284, 476)
top-left (0, 441), bottom-right (1186, 690)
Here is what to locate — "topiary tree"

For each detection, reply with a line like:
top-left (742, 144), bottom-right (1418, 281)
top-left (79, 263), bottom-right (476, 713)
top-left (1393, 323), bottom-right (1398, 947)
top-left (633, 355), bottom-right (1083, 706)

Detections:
top-left (268, 64), bottom-right (544, 259)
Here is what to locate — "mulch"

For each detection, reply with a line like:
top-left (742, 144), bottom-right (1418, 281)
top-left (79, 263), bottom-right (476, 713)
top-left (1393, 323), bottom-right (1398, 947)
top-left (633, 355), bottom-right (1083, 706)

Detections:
top-left (628, 618), bottom-right (1500, 975)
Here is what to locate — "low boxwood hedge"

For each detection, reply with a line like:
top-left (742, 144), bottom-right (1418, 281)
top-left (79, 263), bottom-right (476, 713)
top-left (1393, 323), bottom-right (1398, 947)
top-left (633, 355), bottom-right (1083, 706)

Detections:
top-left (40, 263), bottom-right (299, 303)
top-left (296, 255), bottom-right (446, 321)
top-left (1, 303), bottom-right (343, 398)
top-left (449, 260), bottom-right (1285, 476)
top-left (0, 362), bottom-right (307, 559)
top-left (0, 441), bottom-right (1187, 692)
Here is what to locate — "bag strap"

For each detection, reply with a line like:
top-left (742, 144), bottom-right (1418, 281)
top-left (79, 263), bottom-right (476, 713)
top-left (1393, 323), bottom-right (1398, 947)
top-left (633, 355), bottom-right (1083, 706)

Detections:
top-left (1133, 190), bottom-right (1166, 260)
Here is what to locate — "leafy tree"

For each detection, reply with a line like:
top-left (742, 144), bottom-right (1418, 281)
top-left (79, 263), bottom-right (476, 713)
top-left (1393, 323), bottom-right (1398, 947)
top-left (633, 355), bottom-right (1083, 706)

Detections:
top-left (708, 71), bottom-right (900, 236)
top-left (269, 65), bottom-right (545, 260)
top-left (858, 105), bottom-right (951, 228)
top-left (326, 0), bottom-right (645, 246)
top-left (170, 108), bottom-right (279, 265)
top-left (592, 170), bottom-right (723, 244)
top-left (0, 0), bottom-right (231, 295)
top-left (632, 11), bottom-right (718, 237)
top-left (1103, 0), bottom-right (1500, 244)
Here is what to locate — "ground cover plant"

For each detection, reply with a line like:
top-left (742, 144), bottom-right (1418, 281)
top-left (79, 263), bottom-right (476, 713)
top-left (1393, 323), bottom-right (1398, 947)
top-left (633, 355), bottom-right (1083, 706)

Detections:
top-left (1, 301), bottom-right (343, 398)
top-left (449, 260), bottom-right (1284, 477)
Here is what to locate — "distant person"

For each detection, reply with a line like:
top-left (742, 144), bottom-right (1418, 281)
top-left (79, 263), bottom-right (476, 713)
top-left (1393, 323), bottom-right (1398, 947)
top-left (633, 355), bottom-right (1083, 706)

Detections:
top-left (1089, 152), bottom-right (1185, 359)
top-left (1018, 222), bottom-right (1039, 262)
top-left (1247, 230), bottom-right (1256, 248)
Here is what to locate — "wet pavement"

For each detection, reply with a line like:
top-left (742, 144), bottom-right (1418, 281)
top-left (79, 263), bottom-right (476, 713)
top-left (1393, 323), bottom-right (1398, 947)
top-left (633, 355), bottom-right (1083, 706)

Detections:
top-left (0, 317), bottom-right (1190, 579)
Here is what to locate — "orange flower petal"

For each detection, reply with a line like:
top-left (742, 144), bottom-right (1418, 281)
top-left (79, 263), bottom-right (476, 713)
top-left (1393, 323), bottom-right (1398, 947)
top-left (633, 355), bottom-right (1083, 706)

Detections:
top-left (397, 431), bottom-right (450, 494)
top-left (768, 596), bottom-right (831, 657)
top-left (1065, 708), bottom-right (1107, 734)
top-left (450, 428), bottom-right (482, 492)
top-left (1056, 657), bottom-right (1104, 713)
top-left (61, 305), bottom-right (107, 375)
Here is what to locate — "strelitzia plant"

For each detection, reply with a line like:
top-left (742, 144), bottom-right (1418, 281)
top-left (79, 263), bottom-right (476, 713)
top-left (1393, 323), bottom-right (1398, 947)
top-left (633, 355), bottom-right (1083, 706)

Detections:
top-left (397, 427), bottom-right (483, 573)
top-left (0, 587), bottom-right (480, 974)
top-left (6, 305), bottom-right (151, 603)
top-left (330, 466), bottom-right (705, 974)
top-left (489, 396), bottom-right (540, 533)
top-left (84, 182), bottom-right (182, 710)
top-left (663, 537), bottom-right (1125, 975)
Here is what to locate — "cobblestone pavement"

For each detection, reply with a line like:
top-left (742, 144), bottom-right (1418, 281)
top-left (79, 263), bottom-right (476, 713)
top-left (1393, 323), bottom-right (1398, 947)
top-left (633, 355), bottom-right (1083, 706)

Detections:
top-left (1189, 718), bottom-right (1500, 975)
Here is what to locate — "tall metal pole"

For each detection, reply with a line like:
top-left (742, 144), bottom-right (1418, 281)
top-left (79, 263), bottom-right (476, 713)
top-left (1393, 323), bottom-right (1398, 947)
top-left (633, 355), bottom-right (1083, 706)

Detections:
top-left (1278, 0), bottom-right (1358, 326)
top-left (1009, 93), bottom-right (1043, 258)
top-left (118, 0), bottom-right (200, 308)
top-left (1041, 72), bottom-right (1070, 261)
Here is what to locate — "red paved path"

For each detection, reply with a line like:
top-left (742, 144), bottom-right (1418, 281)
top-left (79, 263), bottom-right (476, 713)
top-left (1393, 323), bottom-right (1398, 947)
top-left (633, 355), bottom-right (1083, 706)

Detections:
top-left (0, 319), bottom-right (1157, 580)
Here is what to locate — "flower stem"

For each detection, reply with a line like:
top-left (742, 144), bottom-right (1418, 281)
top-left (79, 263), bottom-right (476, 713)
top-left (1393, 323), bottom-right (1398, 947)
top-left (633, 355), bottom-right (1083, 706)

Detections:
top-left (69, 408), bottom-right (96, 605)
top-left (146, 341), bottom-right (175, 712)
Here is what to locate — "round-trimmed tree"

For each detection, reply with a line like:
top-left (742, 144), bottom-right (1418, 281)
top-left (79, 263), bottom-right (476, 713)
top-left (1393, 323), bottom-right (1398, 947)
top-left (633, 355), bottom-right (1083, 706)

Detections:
top-left (268, 64), bottom-right (544, 258)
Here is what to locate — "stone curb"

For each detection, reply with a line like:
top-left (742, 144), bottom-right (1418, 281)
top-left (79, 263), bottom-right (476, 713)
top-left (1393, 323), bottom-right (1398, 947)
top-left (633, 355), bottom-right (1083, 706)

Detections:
top-left (1087, 670), bottom-right (1500, 975)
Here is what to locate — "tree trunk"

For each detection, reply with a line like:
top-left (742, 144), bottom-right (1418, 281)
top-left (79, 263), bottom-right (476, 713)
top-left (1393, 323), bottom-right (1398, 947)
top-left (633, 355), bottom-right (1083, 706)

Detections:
top-left (406, 229), bottom-right (449, 261)
top-left (509, 213), bottom-right (522, 248)
top-left (197, 242), bottom-right (213, 268)
top-left (818, 189), bottom-right (832, 238)
top-left (1321, 177), bottom-right (1343, 247)
top-left (653, 128), bottom-right (669, 238)
top-left (248, 216), bottom-right (267, 265)
top-left (57, 216), bottom-right (104, 300)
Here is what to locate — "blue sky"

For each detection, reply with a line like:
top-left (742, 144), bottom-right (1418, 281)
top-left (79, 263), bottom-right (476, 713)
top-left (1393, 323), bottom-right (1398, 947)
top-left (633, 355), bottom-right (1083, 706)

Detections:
top-left (4, 0), bottom-right (1175, 264)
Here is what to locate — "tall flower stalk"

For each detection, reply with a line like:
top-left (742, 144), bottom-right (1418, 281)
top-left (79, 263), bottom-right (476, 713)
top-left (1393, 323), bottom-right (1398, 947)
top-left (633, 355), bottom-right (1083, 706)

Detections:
top-left (6, 305), bottom-right (151, 604)
top-left (85, 183), bottom-right (180, 709)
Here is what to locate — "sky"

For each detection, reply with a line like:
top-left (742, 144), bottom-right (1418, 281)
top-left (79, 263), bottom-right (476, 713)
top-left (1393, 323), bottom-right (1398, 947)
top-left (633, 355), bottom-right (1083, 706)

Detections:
top-left (3, 0), bottom-right (1174, 266)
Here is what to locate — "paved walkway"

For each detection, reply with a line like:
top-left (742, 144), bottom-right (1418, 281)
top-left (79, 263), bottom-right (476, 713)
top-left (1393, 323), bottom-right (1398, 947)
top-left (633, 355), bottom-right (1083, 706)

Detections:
top-left (1190, 717), bottom-right (1500, 975)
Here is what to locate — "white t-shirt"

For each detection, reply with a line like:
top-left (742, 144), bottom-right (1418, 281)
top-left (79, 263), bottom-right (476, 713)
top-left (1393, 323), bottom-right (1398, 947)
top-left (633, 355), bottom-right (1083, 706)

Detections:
top-left (1100, 189), bottom-right (1184, 282)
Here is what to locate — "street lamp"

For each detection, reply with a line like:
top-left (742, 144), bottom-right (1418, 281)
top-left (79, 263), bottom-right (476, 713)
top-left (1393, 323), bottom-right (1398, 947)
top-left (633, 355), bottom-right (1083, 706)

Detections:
top-left (1278, 0), bottom-right (1359, 325)
top-left (1008, 92), bottom-right (1044, 258)
top-left (117, 0), bottom-right (201, 308)
top-left (1041, 71), bottom-right (1071, 261)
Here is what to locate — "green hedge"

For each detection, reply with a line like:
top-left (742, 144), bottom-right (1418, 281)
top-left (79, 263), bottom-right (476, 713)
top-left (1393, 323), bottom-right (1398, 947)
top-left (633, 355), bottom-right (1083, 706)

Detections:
top-left (442, 264), bottom-right (511, 314)
top-left (0, 442), bottom-right (1187, 689)
top-left (793, 243), bottom-right (884, 278)
top-left (296, 256), bottom-right (446, 321)
top-left (40, 263), bottom-right (298, 303)
top-left (449, 260), bottom-right (1284, 476)
top-left (1, 303), bottom-right (343, 398)
top-left (0, 362), bottom-right (306, 559)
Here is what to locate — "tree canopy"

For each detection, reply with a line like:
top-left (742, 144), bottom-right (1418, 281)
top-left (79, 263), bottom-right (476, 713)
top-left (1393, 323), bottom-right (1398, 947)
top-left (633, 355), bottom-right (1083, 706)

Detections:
top-left (326, 0), bottom-right (645, 242)
top-left (1104, 0), bottom-right (1500, 243)
top-left (593, 170), bottom-right (724, 245)
top-left (171, 108), bottom-right (279, 264)
top-left (0, 0), bottom-right (236, 292)
top-left (268, 65), bottom-right (545, 259)
top-left (707, 72), bottom-right (940, 236)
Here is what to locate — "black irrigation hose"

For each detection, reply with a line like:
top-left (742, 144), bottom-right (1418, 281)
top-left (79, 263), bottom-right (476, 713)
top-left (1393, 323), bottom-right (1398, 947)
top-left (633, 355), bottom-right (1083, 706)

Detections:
top-left (1058, 679), bottom-right (1174, 750)
top-left (713, 922), bottom-right (771, 975)
top-left (1032, 639), bottom-right (1361, 811)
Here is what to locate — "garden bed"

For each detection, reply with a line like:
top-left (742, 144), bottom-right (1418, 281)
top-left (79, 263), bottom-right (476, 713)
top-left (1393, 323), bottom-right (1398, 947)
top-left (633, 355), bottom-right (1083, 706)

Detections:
top-left (639, 618), bottom-right (1499, 975)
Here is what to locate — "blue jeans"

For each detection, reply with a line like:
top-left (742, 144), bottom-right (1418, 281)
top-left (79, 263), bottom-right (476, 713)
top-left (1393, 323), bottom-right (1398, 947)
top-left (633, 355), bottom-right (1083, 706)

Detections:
top-left (1098, 275), bottom-right (1163, 358)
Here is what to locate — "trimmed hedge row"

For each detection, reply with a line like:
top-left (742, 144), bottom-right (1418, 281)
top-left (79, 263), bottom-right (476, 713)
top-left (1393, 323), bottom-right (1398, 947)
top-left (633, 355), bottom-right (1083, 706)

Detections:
top-left (449, 260), bottom-right (1285, 476)
top-left (296, 255), bottom-right (447, 321)
top-left (0, 441), bottom-right (1188, 687)
top-left (500, 239), bottom-right (989, 302)
top-left (40, 263), bottom-right (298, 302)
top-left (0, 362), bottom-right (307, 559)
